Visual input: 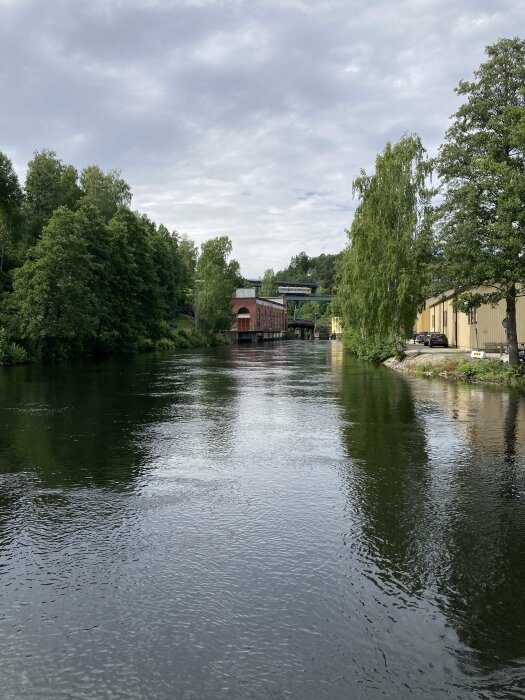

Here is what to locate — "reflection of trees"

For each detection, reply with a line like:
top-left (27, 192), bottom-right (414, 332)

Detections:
top-left (338, 359), bottom-right (525, 676)
top-left (337, 357), bottom-right (433, 593)
top-left (0, 352), bottom-right (230, 490)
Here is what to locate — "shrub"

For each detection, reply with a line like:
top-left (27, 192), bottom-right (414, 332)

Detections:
top-left (343, 329), bottom-right (395, 362)
top-left (0, 328), bottom-right (29, 366)
top-left (155, 337), bottom-right (175, 351)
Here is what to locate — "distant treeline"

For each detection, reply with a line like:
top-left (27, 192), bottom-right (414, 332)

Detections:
top-left (275, 251), bottom-right (342, 293)
top-left (0, 149), bottom-right (238, 363)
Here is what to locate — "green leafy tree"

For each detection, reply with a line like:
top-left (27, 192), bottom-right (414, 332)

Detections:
top-left (178, 234), bottom-right (198, 307)
top-left (336, 134), bottom-right (433, 359)
top-left (152, 224), bottom-right (184, 320)
top-left (24, 149), bottom-right (81, 242)
top-left (80, 165), bottom-right (132, 222)
top-left (0, 152), bottom-right (23, 276)
top-left (107, 208), bottom-right (163, 342)
top-left (195, 236), bottom-right (241, 334)
top-left (11, 207), bottom-right (97, 358)
top-left (276, 251), bottom-right (342, 292)
top-left (436, 37), bottom-right (525, 364)
top-left (260, 268), bottom-right (277, 296)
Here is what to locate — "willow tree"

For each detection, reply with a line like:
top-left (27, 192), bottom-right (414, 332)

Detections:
top-left (337, 134), bottom-right (433, 359)
top-left (436, 38), bottom-right (525, 365)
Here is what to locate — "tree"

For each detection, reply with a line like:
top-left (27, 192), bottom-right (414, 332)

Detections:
top-left (0, 152), bottom-right (23, 275)
top-left (80, 165), bottom-right (132, 222)
top-left (24, 149), bottom-right (81, 242)
top-left (11, 207), bottom-right (97, 358)
top-left (107, 208), bottom-right (163, 342)
top-left (178, 234), bottom-right (198, 308)
top-left (152, 224), bottom-right (185, 320)
top-left (436, 38), bottom-right (525, 364)
top-left (195, 236), bottom-right (241, 334)
top-left (260, 268), bottom-right (277, 296)
top-left (276, 251), bottom-right (342, 292)
top-left (336, 134), bottom-right (433, 359)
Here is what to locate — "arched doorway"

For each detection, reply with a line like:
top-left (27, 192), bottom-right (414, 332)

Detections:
top-left (237, 307), bottom-right (250, 331)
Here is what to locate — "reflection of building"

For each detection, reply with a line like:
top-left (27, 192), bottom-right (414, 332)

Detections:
top-left (409, 377), bottom-right (525, 456)
top-left (230, 288), bottom-right (287, 342)
top-left (415, 289), bottom-right (525, 349)
top-left (331, 317), bottom-right (342, 338)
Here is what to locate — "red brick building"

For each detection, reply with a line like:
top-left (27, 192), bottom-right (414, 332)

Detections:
top-left (231, 288), bottom-right (287, 340)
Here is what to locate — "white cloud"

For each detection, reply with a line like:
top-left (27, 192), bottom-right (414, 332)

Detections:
top-left (1, 0), bottom-right (525, 276)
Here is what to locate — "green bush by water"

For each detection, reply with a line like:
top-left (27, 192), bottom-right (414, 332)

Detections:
top-left (0, 328), bottom-right (29, 366)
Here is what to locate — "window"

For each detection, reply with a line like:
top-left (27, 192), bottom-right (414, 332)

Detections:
top-left (467, 308), bottom-right (477, 324)
top-left (443, 309), bottom-right (448, 327)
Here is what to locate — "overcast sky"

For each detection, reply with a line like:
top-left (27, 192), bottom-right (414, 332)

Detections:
top-left (1, 0), bottom-right (524, 277)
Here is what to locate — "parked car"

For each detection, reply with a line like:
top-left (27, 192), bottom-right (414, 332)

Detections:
top-left (519, 348), bottom-right (525, 362)
top-left (427, 333), bottom-right (449, 348)
top-left (415, 332), bottom-right (430, 344)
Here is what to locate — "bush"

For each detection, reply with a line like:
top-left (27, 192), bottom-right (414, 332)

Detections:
top-left (155, 337), bottom-right (176, 351)
top-left (137, 337), bottom-right (155, 352)
top-left (0, 328), bottom-right (29, 366)
top-left (455, 358), bottom-right (523, 382)
top-left (343, 329), bottom-right (395, 362)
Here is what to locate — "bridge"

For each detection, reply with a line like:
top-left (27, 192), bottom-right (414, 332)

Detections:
top-left (286, 294), bottom-right (334, 302)
top-left (288, 318), bottom-right (315, 339)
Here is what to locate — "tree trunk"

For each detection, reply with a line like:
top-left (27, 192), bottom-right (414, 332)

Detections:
top-left (506, 286), bottom-right (519, 365)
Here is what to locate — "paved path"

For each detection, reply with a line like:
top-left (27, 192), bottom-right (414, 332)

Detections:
top-left (405, 344), bottom-right (507, 361)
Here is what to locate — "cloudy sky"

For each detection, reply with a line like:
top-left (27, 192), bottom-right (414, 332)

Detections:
top-left (1, 0), bottom-right (524, 277)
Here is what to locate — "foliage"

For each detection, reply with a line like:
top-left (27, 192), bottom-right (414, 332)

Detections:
top-left (195, 236), bottom-right (241, 334)
top-left (24, 149), bottom-right (81, 243)
top-left (404, 356), bottom-right (524, 385)
top-left (276, 251), bottom-right (342, 292)
top-left (336, 134), bottom-right (434, 358)
top-left (80, 165), bottom-right (132, 222)
top-left (0, 328), bottom-right (28, 365)
top-left (10, 207), bottom-right (98, 359)
top-left (343, 328), bottom-right (396, 362)
top-left (0, 148), bottom-right (195, 362)
top-left (0, 152), bottom-right (23, 277)
top-left (260, 268), bottom-right (277, 296)
top-left (435, 37), bottom-right (525, 364)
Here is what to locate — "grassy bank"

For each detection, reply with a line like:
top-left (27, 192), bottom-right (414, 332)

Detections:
top-left (384, 352), bottom-right (525, 388)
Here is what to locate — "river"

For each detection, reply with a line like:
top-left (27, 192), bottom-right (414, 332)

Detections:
top-left (1, 341), bottom-right (525, 699)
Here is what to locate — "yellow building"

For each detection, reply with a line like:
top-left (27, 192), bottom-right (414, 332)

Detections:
top-left (415, 288), bottom-right (525, 350)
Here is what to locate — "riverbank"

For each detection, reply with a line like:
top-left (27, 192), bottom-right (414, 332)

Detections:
top-left (384, 349), bottom-right (525, 387)
top-left (0, 317), bottom-right (229, 367)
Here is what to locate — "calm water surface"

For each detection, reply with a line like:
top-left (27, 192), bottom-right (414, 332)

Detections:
top-left (1, 342), bottom-right (525, 699)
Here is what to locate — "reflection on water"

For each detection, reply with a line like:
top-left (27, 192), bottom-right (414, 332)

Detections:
top-left (1, 343), bottom-right (525, 698)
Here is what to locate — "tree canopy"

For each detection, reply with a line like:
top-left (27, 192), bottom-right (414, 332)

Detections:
top-left (195, 236), bottom-right (241, 335)
top-left (0, 148), bottom-right (217, 362)
top-left (435, 37), bottom-right (525, 364)
top-left (336, 134), bottom-right (433, 359)
top-left (0, 152), bottom-right (23, 276)
top-left (260, 268), bottom-right (277, 296)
